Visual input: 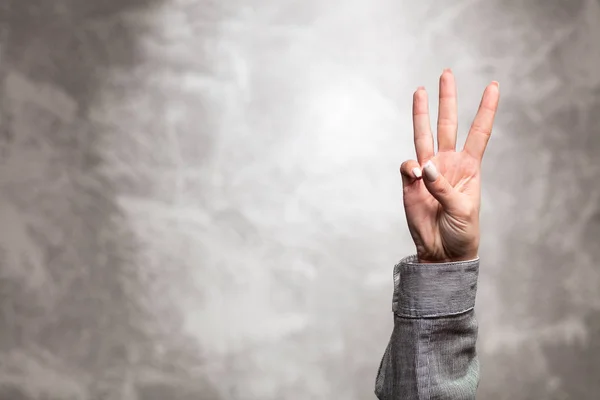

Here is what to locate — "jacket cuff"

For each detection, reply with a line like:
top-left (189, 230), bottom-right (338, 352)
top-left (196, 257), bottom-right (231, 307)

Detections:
top-left (392, 254), bottom-right (479, 318)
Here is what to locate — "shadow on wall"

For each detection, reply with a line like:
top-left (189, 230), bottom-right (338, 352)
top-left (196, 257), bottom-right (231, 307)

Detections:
top-left (0, 1), bottom-right (221, 399)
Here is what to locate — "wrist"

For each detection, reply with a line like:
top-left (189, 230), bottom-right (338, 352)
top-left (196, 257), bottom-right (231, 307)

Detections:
top-left (417, 252), bottom-right (479, 264)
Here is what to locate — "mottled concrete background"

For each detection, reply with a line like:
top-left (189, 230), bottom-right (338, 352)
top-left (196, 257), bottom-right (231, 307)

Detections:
top-left (1, 0), bottom-right (599, 399)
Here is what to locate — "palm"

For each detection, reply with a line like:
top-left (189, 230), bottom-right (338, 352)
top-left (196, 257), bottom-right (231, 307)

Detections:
top-left (404, 151), bottom-right (479, 209)
top-left (404, 151), bottom-right (480, 262)
top-left (400, 70), bottom-right (500, 263)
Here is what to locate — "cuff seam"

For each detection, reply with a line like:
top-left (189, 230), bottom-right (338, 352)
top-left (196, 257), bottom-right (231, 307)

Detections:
top-left (394, 306), bottom-right (475, 319)
top-left (391, 254), bottom-right (479, 318)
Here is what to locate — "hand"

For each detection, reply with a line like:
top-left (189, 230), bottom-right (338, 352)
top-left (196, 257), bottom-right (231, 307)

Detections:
top-left (400, 69), bottom-right (500, 263)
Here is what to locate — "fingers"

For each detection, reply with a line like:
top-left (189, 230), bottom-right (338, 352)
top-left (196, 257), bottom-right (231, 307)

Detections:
top-left (421, 160), bottom-right (460, 211)
top-left (400, 160), bottom-right (423, 189)
top-left (463, 81), bottom-right (500, 163)
top-left (437, 69), bottom-right (458, 152)
top-left (412, 87), bottom-right (434, 165)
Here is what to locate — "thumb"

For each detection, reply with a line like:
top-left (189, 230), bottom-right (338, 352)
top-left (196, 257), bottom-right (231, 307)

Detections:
top-left (422, 160), bottom-right (460, 210)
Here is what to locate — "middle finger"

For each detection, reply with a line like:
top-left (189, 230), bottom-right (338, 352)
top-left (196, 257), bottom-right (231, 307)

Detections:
top-left (437, 69), bottom-right (458, 152)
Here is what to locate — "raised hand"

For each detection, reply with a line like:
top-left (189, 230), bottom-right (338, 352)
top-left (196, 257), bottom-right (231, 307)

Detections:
top-left (400, 69), bottom-right (500, 263)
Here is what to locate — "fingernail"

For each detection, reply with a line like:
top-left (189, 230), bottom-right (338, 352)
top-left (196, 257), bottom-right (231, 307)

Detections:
top-left (416, 86), bottom-right (425, 91)
top-left (443, 68), bottom-right (452, 74)
top-left (412, 167), bottom-right (422, 179)
top-left (423, 160), bottom-right (439, 182)
top-left (491, 81), bottom-right (499, 88)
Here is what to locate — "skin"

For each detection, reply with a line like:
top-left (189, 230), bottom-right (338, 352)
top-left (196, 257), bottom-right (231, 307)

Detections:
top-left (400, 69), bottom-right (500, 263)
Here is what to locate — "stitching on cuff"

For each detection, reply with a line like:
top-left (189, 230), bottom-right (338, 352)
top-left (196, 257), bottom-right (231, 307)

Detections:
top-left (394, 306), bottom-right (475, 319)
top-left (391, 254), bottom-right (479, 317)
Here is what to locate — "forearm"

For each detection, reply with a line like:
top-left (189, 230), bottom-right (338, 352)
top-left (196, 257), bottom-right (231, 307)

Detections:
top-left (375, 255), bottom-right (480, 399)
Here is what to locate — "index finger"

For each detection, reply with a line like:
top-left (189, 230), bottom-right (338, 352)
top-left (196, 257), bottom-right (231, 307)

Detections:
top-left (413, 87), bottom-right (435, 165)
top-left (463, 82), bottom-right (500, 162)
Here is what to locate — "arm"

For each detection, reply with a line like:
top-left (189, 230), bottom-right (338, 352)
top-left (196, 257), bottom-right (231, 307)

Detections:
top-left (375, 255), bottom-right (480, 399)
top-left (374, 69), bottom-right (500, 399)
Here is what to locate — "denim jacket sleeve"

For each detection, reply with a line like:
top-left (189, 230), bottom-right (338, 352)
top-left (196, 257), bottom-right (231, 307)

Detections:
top-left (375, 254), bottom-right (480, 400)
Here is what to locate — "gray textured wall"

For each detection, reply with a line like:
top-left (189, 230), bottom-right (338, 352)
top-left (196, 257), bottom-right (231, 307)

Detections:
top-left (1, 0), bottom-right (599, 399)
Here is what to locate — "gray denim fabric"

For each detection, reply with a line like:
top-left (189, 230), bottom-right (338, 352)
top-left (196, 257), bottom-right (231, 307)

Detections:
top-left (375, 254), bottom-right (480, 399)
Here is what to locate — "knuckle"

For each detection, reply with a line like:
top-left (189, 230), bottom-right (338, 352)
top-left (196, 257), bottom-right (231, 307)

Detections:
top-left (436, 182), bottom-right (451, 195)
top-left (472, 123), bottom-right (492, 137)
top-left (400, 160), bottom-right (415, 174)
top-left (437, 117), bottom-right (456, 128)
